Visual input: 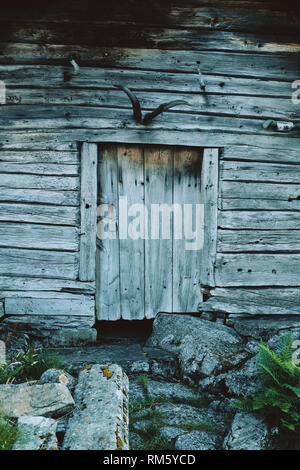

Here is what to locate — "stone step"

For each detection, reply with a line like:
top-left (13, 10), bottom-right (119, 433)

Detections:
top-left (63, 363), bottom-right (129, 450)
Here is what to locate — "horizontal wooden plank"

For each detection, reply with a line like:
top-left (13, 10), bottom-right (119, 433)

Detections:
top-left (2, 3), bottom-right (300, 35)
top-left (220, 181), bottom-right (300, 211)
top-left (221, 145), bottom-right (300, 164)
top-left (220, 161), bottom-right (300, 183)
top-left (218, 229), bottom-right (300, 252)
top-left (0, 223), bottom-right (79, 251)
top-left (1, 129), bottom-right (300, 157)
top-left (3, 314), bottom-right (95, 329)
top-left (219, 211), bottom-right (300, 229)
top-left (0, 188), bottom-right (79, 206)
top-left (216, 253), bottom-right (300, 286)
top-left (0, 173), bottom-right (79, 190)
top-left (4, 88), bottom-right (298, 122)
top-left (0, 162), bottom-right (79, 176)
top-left (0, 248), bottom-right (78, 279)
top-left (0, 203), bottom-right (79, 225)
top-left (4, 294), bottom-right (94, 316)
top-left (0, 150), bottom-right (79, 164)
top-left (0, 276), bottom-right (94, 293)
top-left (199, 287), bottom-right (300, 315)
top-left (0, 65), bottom-right (294, 97)
top-left (2, 23), bottom-right (300, 53)
top-left (0, 45), bottom-right (299, 80)
top-left (0, 105), bottom-right (298, 138)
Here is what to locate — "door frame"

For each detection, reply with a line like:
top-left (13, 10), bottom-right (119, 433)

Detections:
top-left (78, 143), bottom-right (219, 309)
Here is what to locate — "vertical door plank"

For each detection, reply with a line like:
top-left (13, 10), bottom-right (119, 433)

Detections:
top-left (144, 146), bottom-right (173, 318)
top-left (200, 148), bottom-right (219, 287)
top-left (96, 145), bottom-right (120, 320)
top-left (118, 145), bottom-right (145, 320)
top-left (173, 148), bottom-right (203, 312)
top-left (79, 143), bottom-right (97, 281)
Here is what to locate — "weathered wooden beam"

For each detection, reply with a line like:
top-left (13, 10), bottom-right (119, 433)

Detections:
top-left (1, 23), bottom-right (300, 53)
top-left (4, 293), bottom-right (94, 317)
top-left (216, 253), bottom-right (300, 286)
top-left (221, 145), bottom-right (300, 164)
top-left (79, 143), bottom-right (97, 282)
top-left (0, 203), bottom-right (79, 225)
top-left (218, 229), bottom-right (300, 252)
top-left (0, 150), bottom-right (79, 164)
top-left (200, 148), bottom-right (219, 287)
top-left (0, 248), bottom-right (78, 279)
top-left (0, 173), bottom-right (79, 190)
top-left (0, 223), bottom-right (79, 251)
top-left (1, 3), bottom-right (300, 35)
top-left (3, 89), bottom-right (299, 122)
top-left (0, 162), bottom-right (79, 176)
top-left (0, 188), bottom-right (79, 206)
top-left (220, 181), bottom-right (300, 211)
top-left (218, 211), bottom-right (300, 230)
top-left (0, 276), bottom-right (95, 293)
top-left (0, 65), bottom-right (295, 97)
top-left (1, 129), bottom-right (300, 158)
top-left (0, 45), bottom-right (299, 80)
top-left (1, 105), bottom-right (299, 140)
top-left (199, 287), bottom-right (300, 315)
top-left (220, 161), bottom-right (300, 184)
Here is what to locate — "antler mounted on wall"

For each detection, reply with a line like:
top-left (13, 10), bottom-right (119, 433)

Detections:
top-left (115, 85), bottom-right (191, 125)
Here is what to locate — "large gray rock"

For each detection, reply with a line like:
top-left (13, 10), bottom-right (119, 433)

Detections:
top-left (63, 364), bottom-right (129, 450)
top-left (199, 355), bottom-right (261, 398)
top-left (223, 412), bottom-right (269, 450)
top-left (224, 355), bottom-right (262, 398)
top-left (147, 314), bottom-right (249, 379)
top-left (147, 379), bottom-right (198, 400)
top-left (228, 317), bottom-right (300, 341)
top-left (175, 430), bottom-right (221, 450)
top-left (155, 403), bottom-right (229, 435)
top-left (39, 369), bottom-right (76, 392)
top-left (0, 382), bottom-right (75, 418)
top-left (129, 379), bottom-right (146, 403)
top-left (13, 416), bottom-right (58, 450)
top-left (143, 347), bottom-right (179, 379)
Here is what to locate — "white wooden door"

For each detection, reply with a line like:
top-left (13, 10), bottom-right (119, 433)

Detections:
top-left (96, 144), bottom-right (205, 320)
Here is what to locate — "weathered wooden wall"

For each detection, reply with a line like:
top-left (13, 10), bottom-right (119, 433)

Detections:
top-left (0, 0), bottom-right (300, 326)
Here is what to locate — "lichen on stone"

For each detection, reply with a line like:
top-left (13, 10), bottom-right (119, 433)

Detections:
top-left (101, 364), bottom-right (114, 379)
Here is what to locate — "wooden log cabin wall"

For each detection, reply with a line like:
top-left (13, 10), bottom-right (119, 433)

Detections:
top-left (0, 0), bottom-right (300, 332)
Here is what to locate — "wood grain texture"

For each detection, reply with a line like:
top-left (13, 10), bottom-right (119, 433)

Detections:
top-left (0, 248), bottom-right (78, 279)
top-left (0, 188), bottom-right (79, 206)
top-left (173, 148), bottom-right (203, 311)
top-left (220, 161), bottom-right (300, 184)
top-left (118, 145), bottom-right (145, 320)
top-left (0, 45), bottom-right (299, 80)
top-left (218, 229), bottom-right (300, 252)
top-left (200, 148), bottom-right (219, 287)
top-left (1, 65), bottom-right (295, 97)
top-left (5, 293), bottom-right (94, 316)
top-left (0, 203), bottom-right (79, 225)
top-left (219, 211), bottom-right (300, 230)
top-left (199, 287), bottom-right (300, 315)
top-left (215, 253), bottom-right (300, 286)
top-left (0, 223), bottom-right (79, 251)
top-left (79, 143), bottom-right (98, 281)
top-left (0, 276), bottom-right (95, 293)
top-left (96, 144), bottom-right (120, 320)
top-left (220, 181), bottom-right (300, 211)
top-left (1, 23), bottom-right (300, 53)
top-left (144, 146), bottom-right (173, 318)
